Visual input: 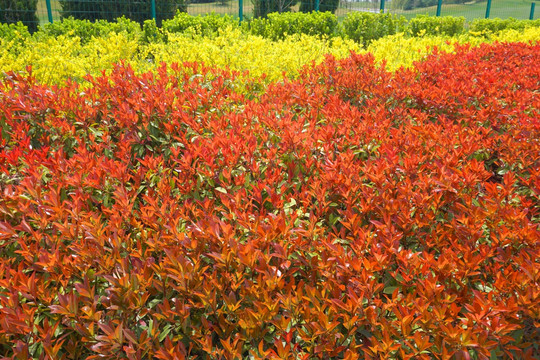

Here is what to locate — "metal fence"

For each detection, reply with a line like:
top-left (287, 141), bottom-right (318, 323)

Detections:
top-left (386, 0), bottom-right (538, 21)
top-left (1, 0), bottom-right (538, 31)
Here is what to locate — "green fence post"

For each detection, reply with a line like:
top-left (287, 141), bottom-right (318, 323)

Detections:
top-left (151, 0), bottom-right (156, 20)
top-left (530, 2), bottom-right (536, 20)
top-left (485, 0), bottom-right (491, 18)
top-left (45, 0), bottom-right (53, 23)
top-left (380, 0), bottom-right (385, 12)
top-left (436, 0), bottom-right (442, 16)
top-left (315, 0), bottom-right (320, 11)
top-left (239, 0), bottom-right (243, 21)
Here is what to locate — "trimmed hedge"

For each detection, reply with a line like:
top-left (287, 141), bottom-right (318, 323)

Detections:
top-left (37, 16), bottom-right (142, 43)
top-left (408, 15), bottom-right (465, 37)
top-left (248, 11), bottom-right (338, 40)
top-left (341, 12), bottom-right (407, 45)
top-left (3, 10), bottom-right (540, 47)
top-left (162, 12), bottom-right (239, 36)
top-left (0, 42), bottom-right (539, 359)
top-left (470, 17), bottom-right (540, 34)
top-left (0, 20), bottom-right (30, 41)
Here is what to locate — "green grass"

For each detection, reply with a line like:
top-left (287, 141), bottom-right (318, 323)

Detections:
top-left (391, 0), bottom-right (538, 21)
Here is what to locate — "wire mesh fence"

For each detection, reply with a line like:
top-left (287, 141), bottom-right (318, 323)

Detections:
top-left (337, 0), bottom-right (381, 17)
top-left (488, 0), bottom-right (538, 20)
top-left (386, 0), bottom-right (539, 20)
top-left (0, 0), bottom-right (538, 31)
top-left (188, 0), bottom-right (239, 17)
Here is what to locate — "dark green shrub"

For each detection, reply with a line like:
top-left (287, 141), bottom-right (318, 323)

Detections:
top-left (340, 12), bottom-right (406, 45)
top-left (251, 0), bottom-right (298, 18)
top-left (58, 0), bottom-right (188, 26)
top-left (0, 0), bottom-right (38, 33)
top-left (299, 0), bottom-right (339, 13)
top-left (37, 16), bottom-right (142, 43)
top-left (142, 18), bottom-right (165, 43)
top-left (470, 17), bottom-right (540, 34)
top-left (407, 15), bottom-right (465, 37)
top-left (162, 12), bottom-right (239, 36)
top-left (247, 11), bottom-right (338, 40)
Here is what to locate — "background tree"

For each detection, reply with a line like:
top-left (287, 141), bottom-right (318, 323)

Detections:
top-left (0, 0), bottom-right (38, 32)
top-left (59, 0), bottom-right (188, 26)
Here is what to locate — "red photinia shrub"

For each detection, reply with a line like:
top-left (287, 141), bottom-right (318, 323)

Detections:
top-left (0, 43), bottom-right (538, 359)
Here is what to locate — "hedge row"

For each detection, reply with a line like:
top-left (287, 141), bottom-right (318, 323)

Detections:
top-left (0, 41), bottom-right (539, 359)
top-left (3, 10), bottom-right (540, 44)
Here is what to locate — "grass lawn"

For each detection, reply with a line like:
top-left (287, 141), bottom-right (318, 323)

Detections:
top-left (390, 0), bottom-right (538, 21)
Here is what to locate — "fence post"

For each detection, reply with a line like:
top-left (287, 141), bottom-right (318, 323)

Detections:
top-left (530, 2), bottom-right (536, 20)
top-left (436, 0), bottom-right (442, 16)
top-left (315, 0), bottom-right (320, 11)
top-left (45, 0), bottom-right (53, 23)
top-left (380, 0), bottom-right (385, 13)
top-left (151, 0), bottom-right (156, 20)
top-left (485, 0), bottom-right (491, 18)
top-left (239, 0), bottom-right (243, 21)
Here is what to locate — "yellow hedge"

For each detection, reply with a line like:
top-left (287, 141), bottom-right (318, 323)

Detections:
top-left (367, 26), bottom-right (540, 71)
top-left (1, 26), bottom-right (539, 85)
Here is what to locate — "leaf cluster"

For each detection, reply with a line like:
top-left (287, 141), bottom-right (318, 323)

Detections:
top-left (0, 42), bottom-right (539, 359)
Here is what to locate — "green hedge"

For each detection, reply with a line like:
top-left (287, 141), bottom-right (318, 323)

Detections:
top-left (162, 12), bottom-right (239, 36)
top-left (140, 13), bottom-right (240, 44)
top-left (408, 15), bottom-right (465, 37)
top-left (0, 20), bottom-right (30, 41)
top-left (341, 12), bottom-right (407, 45)
top-left (0, 0), bottom-right (38, 33)
top-left (37, 16), bottom-right (142, 43)
top-left (470, 17), bottom-right (540, 34)
top-left (4, 12), bottom-right (540, 47)
top-left (248, 11), bottom-right (338, 40)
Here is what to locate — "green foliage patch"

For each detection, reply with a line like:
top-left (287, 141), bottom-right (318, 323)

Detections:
top-left (408, 15), bottom-right (466, 36)
top-left (341, 12), bottom-right (407, 45)
top-left (247, 11), bottom-right (338, 40)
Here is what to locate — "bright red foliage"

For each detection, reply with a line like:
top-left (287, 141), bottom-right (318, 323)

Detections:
top-left (0, 43), bottom-right (539, 359)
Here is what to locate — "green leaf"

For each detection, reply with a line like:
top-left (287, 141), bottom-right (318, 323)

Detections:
top-left (158, 324), bottom-right (173, 342)
top-left (215, 187), bottom-right (227, 194)
top-left (383, 286), bottom-right (398, 295)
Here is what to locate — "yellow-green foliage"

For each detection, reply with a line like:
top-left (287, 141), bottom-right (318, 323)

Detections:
top-left (490, 26), bottom-right (540, 43)
top-left (0, 32), bottom-right (140, 84)
top-left (366, 33), bottom-right (468, 71)
top-left (1, 25), bottom-right (540, 85)
top-left (0, 27), bottom-right (359, 85)
top-left (145, 28), bottom-right (360, 81)
top-left (367, 27), bottom-right (540, 71)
